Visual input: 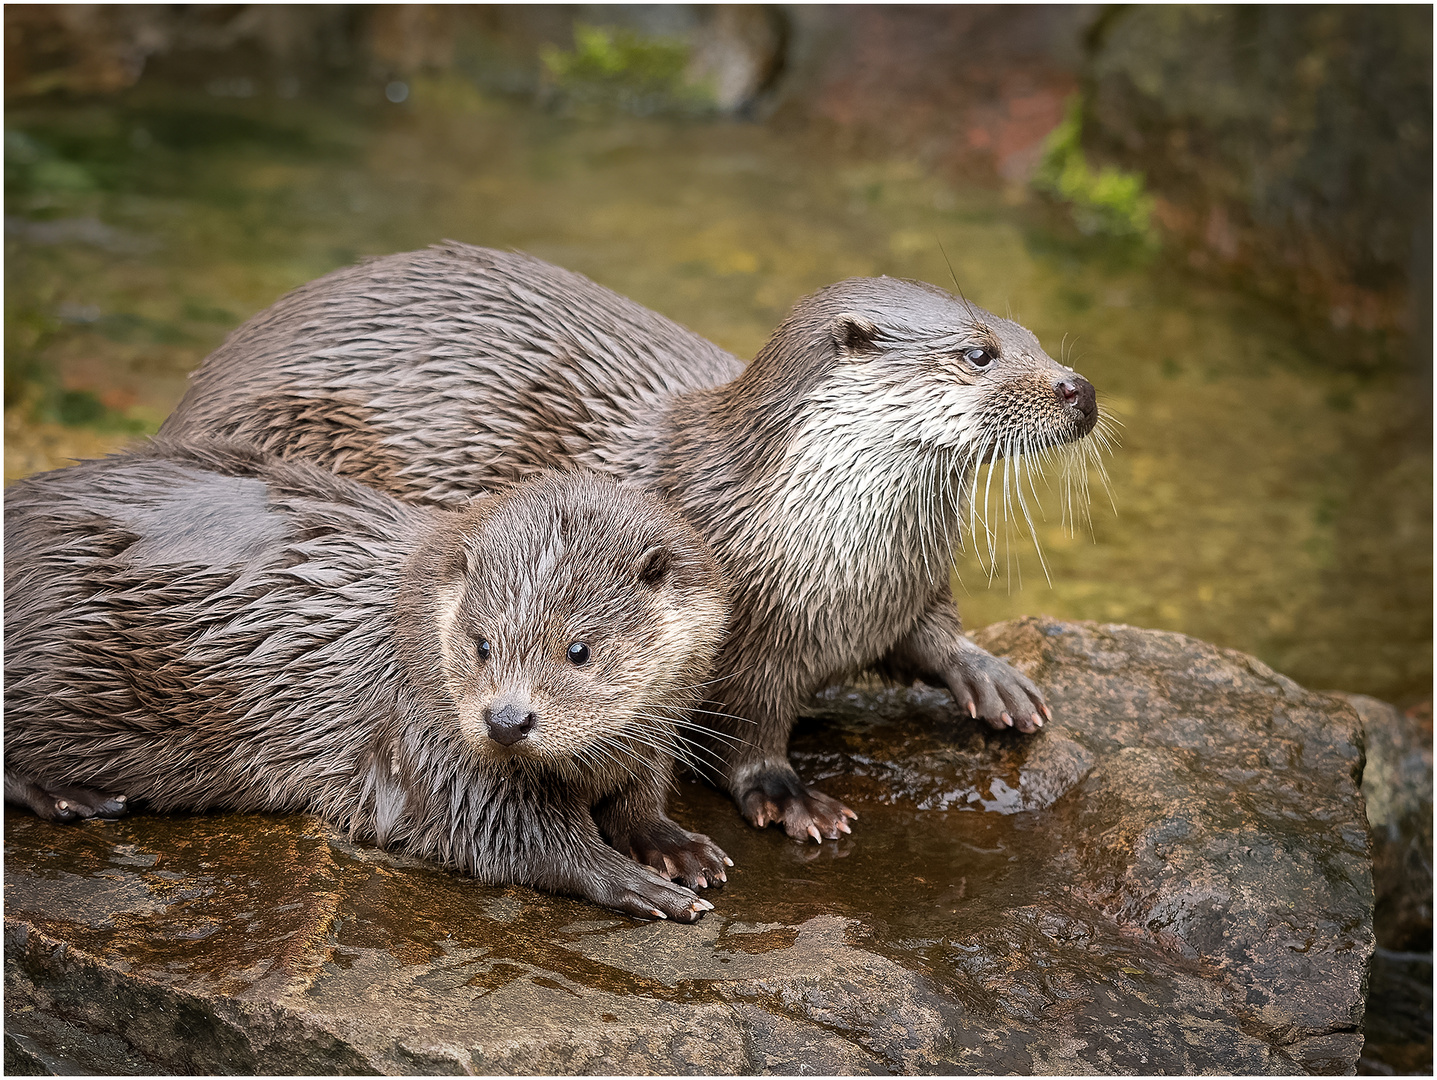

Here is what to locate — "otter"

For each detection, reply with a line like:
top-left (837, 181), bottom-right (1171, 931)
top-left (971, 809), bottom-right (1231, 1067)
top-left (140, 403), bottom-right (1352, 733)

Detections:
top-left (4, 441), bottom-right (731, 921)
top-left (160, 243), bottom-right (1104, 842)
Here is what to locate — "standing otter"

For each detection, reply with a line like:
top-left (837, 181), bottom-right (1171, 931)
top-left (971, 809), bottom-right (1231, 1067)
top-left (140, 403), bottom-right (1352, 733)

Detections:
top-left (4, 441), bottom-right (730, 921)
top-left (160, 243), bottom-right (1104, 842)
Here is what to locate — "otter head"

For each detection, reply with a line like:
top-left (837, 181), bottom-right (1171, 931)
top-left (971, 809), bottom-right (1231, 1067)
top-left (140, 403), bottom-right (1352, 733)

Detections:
top-left (721, 276), bottom-right (1110, 575)
top-left (413, 472), bottom-right (728, 781)
top-left (744, 275), bottom-right (1099, 461)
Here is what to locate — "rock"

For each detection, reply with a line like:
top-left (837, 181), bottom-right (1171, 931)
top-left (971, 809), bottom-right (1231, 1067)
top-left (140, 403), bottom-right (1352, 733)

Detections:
top-left (770, 6), bottom-right (1090, 183)
top-left (1345, 692), bottom-right (1432, 952)
top-left (1081, 6), bottom-right (1431, 342)
top-left (5, 618), bottom-right (1373, 1074)
top-left (1339, 692), bottom-right (1432, 1075)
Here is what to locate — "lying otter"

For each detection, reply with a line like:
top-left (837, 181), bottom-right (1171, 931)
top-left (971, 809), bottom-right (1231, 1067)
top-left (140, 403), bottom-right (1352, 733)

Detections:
top-left (4, 441), bottom-right (730, 921)
top-left (160, 243), bottom-right (1103, 841)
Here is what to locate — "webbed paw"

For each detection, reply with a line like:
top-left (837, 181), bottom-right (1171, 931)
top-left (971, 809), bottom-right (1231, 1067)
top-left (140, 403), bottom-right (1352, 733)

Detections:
top-left (736, 763), bottom-right (856, 843)
top-left (622, 819), bottom-right (732, 890)
top-left (6, 772), bottom-right (128, 823)
top-left (945, 645), bottom-right (1049, 734)
top-left (591, 861), bottom-right (716, 923)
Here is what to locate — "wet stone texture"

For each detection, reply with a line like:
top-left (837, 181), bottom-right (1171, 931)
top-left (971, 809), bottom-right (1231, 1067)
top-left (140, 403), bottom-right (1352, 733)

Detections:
top-left (5, 618), bottom-right (1373, 1075)
top-left (1343, 693), bottom-right (1433, 1075)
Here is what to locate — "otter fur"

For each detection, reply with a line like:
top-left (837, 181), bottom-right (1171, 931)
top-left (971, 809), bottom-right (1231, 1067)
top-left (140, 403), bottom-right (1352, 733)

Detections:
top-left (160, 243), bottom-right (1103, 842)
top-left (4, 441), bottom-right (730, 921)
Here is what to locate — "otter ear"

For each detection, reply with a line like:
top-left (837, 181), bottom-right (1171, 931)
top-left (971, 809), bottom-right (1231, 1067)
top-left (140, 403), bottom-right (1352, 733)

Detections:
top-left (633, 544), bottom-right (671, 588)
top-left (832, 313), bottom-right (880, 356)
top-left (452, 540), bottom-right (472, 581)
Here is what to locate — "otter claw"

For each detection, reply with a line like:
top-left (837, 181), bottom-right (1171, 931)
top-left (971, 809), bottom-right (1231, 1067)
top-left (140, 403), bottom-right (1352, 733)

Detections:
top-left (807, 824), bottom-right (823, 843)
top-left (650, 908), bottom-right (667, 920)
top-left (1002, 713), bottom-right (1014, 728)
top-left (722, 856), bottom-right (735, 867)
top-left (967, 702), bottom-right (978, 718)
top-left (1042, 704), bottom-right (1053, 722)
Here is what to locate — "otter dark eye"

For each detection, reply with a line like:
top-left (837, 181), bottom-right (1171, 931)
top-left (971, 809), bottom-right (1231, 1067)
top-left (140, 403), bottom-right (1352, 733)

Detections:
top-left (962, 346), bottom-right (996, 370)
top-left (476, 638), bottom-right (491, 661)
top-left (566, 642), bottom-right (591, 666)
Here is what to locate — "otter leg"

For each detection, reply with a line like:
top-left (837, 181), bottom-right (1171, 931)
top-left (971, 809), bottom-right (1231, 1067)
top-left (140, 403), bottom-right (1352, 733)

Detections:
top-left (593, 778), bottom-right (732, 890)
top-left (4, 769), bottom-right (128, 822)
top-left (730, 756), bottom-right (856, 844)
top-left (888, 596), bottom-right (1048, 735)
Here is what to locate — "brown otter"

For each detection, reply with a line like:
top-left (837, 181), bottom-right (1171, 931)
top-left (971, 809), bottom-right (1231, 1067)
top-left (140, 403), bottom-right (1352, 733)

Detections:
top-left (160, 243), bottom-right (1105, 842)
top-left (4, 441), bottom-right (731, 921)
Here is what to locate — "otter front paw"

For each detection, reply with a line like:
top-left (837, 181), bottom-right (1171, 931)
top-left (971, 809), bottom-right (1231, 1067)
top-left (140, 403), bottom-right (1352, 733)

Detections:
top-left (945, 645), bottom-right (1050, 734)
top-left (621, 819), bottom-right (732, 890)
top-left (9, 775), bottom-right (128, 823)
top-left (736, 763), bottom-right (857, 843)
top-left (589, 861), bottom-right (716, 923)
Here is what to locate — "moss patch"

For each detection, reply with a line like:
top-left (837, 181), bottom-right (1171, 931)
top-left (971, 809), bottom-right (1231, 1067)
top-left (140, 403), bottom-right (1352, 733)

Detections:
top-left (1033, 96), bottom-right (1156, 244)
top-left (540, 24), bottom-right (713, 117)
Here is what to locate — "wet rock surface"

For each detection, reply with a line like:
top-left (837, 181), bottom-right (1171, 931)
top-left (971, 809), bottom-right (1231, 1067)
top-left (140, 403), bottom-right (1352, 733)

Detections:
top-left (5, 618), bottom-right (1373, 1075)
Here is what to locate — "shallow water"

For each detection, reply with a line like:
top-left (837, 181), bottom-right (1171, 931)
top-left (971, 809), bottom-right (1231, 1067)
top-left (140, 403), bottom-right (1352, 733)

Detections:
top-left (5, 77), bottom-right (1430, 703)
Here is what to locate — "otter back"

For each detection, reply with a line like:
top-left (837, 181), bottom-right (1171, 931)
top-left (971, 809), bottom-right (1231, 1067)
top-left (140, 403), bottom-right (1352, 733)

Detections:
top-left (160, 242), bottom-right (742, 502)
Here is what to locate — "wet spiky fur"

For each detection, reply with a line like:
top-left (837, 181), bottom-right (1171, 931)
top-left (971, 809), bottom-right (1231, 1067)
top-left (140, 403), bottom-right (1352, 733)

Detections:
top-left (4, 440), bottom-right (730, 920)
top-left (160, 243), bottom-right (1110, 840)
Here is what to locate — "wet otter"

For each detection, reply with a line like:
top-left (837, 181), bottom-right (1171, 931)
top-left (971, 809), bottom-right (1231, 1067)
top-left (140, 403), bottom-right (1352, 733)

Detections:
top-left (160, 243), bottom-right (1105, 842)
top-left (4, 441), bottom-right (730, 921)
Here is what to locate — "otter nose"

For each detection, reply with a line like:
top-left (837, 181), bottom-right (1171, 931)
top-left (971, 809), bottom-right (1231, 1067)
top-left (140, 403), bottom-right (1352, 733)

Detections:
top-left (1056, 376), bottom-right (1097, 421)
top-left (484, 701), bottom-right (537, 747)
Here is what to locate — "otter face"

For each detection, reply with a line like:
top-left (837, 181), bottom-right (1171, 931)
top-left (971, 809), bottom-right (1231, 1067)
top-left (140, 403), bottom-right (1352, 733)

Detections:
top-left (812, 277), bottom-right (1099, 459)
top-left (748, 276), bottom-right (1112, 578)
top-left (428, 473), bottom-right (727, 782)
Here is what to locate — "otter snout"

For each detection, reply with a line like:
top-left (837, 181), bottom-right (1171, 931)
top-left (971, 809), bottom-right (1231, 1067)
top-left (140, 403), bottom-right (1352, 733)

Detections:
top-left (1056, 376), bottom-right (1098, 432)
top-left (484, 699), bottom-right (537, 746)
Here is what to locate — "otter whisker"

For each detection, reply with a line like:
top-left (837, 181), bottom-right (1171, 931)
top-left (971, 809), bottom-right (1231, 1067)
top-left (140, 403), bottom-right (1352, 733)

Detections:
top-left (1010, 438), bottom-right (1052, 587)
top-left (935, 451), bottom-right (959, 571)
top-left (670, 719), bottom-right (756, 752)
top-left (624, 716), bottom-right (743, 760)
top-left (683, 705), bottom-right (760, 727)
top-left (580, 728), bottom-right (649, 781)
top-left (973, 439), bottom-right (1004, 577)
top-left (666, 664), bottom-right (758, 694)
top-left (1001, 452), bottom-right (1019, 589)
top-left (618, 725), bottom-right (728, 782)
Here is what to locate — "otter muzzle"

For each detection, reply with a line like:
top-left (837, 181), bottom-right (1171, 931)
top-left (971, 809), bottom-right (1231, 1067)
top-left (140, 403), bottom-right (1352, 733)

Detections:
top-left (484, 700), bottom-right (537, 746)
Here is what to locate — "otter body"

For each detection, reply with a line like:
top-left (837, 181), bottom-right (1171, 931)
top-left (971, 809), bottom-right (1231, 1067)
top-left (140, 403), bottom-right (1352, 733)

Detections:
top-left (161, 243), bottom-right (1102, 841)
top-left (4, 442), bottom-right (730, 920)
